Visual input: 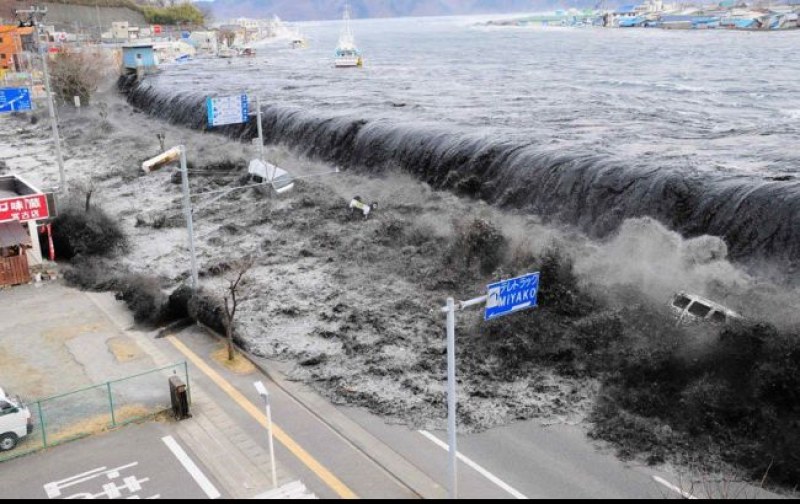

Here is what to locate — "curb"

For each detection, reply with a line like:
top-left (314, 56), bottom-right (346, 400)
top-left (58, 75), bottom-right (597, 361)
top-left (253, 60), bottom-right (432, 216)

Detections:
top-left (194, 322), bottom-right (446, 500)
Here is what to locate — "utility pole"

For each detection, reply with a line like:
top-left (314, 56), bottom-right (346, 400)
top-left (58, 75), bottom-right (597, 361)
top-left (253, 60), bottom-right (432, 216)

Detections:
top-left (179, 146), bottom-right (200, 290)
top-left (15, 6), bottom-right (67, 194)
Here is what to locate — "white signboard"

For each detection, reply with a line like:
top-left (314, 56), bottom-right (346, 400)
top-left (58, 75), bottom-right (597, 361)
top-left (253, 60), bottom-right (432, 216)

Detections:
top-left (206, 94), bottom-right (249, 128)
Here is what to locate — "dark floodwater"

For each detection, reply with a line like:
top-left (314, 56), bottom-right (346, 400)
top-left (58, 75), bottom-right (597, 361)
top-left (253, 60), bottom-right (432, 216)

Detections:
top-left (127, 16), bottom-right (800, 268)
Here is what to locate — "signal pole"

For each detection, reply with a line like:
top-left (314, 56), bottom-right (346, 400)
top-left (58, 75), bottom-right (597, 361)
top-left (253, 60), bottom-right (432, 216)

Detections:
top-left (14, 6), bottom-right (68, 194)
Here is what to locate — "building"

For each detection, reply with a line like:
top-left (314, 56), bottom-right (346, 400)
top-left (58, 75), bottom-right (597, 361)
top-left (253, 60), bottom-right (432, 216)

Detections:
top-left (0, 25), bottom-right (33, 71)
top-left (189, 31), bottom-right (219, 54)
top-left (0, 220), bottom-right (34, 287)
top-left (0, 175), bottom-right (52, 287)
top-left (107, 21), bottom-right (141, 42)
top-left (122, 44), bottom-right (157, 75)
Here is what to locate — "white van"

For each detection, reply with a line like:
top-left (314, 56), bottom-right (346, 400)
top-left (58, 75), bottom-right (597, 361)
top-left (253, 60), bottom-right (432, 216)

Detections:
top-left (0, 387), bottom-right (33, 452)
top-left (670, 292), bottom-right (742, 326)
top-left (248, 159), bottom-right (295, 195)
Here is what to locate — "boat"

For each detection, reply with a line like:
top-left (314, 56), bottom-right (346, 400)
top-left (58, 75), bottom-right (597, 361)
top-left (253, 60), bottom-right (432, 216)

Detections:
top-left (218, 47), bottom-right (236, 59)
top-left (335, 3), bottom-right (363, 68)
top-left (291, 35), bottom-right (307, 49)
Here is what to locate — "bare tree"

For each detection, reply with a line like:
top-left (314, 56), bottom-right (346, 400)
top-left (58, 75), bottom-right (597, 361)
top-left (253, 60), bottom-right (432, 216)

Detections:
top-left (222, 256), bottom-right (255, 361)
top-left (48, 48), bottom-right (114, 107)
top-left (72, 176), bottom-right (97, 213)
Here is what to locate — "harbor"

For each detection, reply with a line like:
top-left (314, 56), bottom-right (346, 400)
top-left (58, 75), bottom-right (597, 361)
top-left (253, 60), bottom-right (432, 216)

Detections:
top-left (485, 0), bottom-right (800, 30)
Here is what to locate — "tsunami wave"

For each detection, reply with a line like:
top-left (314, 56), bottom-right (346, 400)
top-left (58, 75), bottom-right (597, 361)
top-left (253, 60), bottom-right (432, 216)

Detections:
top-left (120, 76), bottom-right (800, 271)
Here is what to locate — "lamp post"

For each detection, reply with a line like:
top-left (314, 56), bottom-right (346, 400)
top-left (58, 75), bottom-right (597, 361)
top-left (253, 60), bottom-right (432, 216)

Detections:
top-left (142, 145), bottom-right (199, 289)
top-left (254, 380), bottom-right (278, 489)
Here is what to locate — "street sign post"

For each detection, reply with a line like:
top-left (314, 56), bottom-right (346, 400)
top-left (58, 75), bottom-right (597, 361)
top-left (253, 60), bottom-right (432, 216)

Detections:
top-left (439, 271), bottom-right (540, 499)
top-left (485, 272), bottom-right (540, 321)
top-left (206, 94), bottom-right (249, 128)
top-left (0, 87), bottom-right (33, 113)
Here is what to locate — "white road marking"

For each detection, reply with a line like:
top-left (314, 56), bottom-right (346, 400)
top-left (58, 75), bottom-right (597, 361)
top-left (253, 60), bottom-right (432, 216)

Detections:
top-left (162, 436), bottom-right (221, 500)
top-left (418, 430), bottom-right (528, 499)
top-left (653, 476), bottom-right (698, 500)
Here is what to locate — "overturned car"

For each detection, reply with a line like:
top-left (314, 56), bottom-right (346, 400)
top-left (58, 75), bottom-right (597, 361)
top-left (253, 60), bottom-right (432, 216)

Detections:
top-left (670, 292), bottom-right (742, 326)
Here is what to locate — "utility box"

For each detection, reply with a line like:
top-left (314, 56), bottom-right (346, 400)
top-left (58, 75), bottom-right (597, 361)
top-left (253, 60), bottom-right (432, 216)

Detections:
top-left (169, 376), bottom-right (191, 421)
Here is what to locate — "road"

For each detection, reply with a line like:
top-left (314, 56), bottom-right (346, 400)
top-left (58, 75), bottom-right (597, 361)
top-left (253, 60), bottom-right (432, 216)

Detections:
top-left (13, 285), bottom-right (777, 501)
top-left (1, 423), bottom-right (226, 500)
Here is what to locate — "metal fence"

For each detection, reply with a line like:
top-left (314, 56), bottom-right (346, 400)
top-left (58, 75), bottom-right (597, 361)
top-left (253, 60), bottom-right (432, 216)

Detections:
top-left (1, 362), bottom-right (189, 463)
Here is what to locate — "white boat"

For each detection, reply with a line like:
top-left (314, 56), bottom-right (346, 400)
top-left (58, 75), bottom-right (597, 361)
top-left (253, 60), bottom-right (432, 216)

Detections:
top-left (290, 30), bottom-right (308, 49)
top-left (335, 3), bottom-right (363, 68)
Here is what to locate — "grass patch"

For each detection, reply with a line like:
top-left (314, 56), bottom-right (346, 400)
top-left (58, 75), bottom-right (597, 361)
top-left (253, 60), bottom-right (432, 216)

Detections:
top-left (49, 404), bottom-right (155, 444)
top-left (211, 346), bottom-right (256, 375)
top-left (107, 337), bottom-right (144, 363)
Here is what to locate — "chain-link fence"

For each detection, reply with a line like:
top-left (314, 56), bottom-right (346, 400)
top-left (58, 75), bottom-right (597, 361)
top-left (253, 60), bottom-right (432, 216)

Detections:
top-left (0, 362), bottom-right (189, 463)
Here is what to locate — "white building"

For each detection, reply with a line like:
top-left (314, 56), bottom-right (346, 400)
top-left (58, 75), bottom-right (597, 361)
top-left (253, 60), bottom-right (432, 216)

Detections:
top-left (108, 21), bottom-right (140, 41)
top-left (189, 31), bottom-right (219, 53)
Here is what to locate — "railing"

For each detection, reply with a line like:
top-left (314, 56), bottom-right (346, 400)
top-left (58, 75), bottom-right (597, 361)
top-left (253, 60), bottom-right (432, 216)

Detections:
top-left (0, 362), bottom-right (189, 462)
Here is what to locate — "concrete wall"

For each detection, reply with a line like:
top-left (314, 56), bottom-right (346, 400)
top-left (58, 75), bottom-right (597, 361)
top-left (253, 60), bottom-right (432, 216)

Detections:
top-left (41, 2), bottom-right (147, 34)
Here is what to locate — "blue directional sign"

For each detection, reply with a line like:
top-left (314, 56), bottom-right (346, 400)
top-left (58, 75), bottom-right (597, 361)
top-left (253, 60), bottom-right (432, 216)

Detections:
top-left (206, 94), bottom-right (249, 128)
top-left (485, 272), bottom-right (540, 321)
top-left (0, 87), bottom-right (33, 114)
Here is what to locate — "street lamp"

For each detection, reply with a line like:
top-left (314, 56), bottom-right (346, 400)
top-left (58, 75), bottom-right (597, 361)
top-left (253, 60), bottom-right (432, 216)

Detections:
top-left (254, 380), bottom-right (278, 489)
top-left (142, 145), bottom-right (199, 289)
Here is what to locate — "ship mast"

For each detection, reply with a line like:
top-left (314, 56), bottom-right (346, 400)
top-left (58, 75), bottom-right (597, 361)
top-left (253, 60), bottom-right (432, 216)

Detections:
top-left (340, 1), bottom-right (355, 48)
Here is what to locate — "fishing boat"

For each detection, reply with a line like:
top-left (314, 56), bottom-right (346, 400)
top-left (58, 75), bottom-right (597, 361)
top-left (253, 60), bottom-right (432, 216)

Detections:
top-left (335, 3), bottom-right (363, 68)
top-left (290, 29), bottom-right (308, 49)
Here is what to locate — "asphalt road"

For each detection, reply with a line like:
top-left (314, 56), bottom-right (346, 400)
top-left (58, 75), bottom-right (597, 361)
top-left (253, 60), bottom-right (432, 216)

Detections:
top-left (339, 406), bottom-right (784, 500)
top-left (171, 329), bottom-right (421, 500)
top-left (1, 423), bottom-right (226, 500)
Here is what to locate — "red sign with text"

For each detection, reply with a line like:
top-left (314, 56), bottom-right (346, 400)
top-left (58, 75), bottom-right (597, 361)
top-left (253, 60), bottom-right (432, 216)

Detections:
top-left (0, 194), bottom-right (50, 223)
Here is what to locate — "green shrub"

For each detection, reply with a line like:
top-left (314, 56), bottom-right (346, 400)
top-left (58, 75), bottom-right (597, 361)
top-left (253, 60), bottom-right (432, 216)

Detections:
top-left (142, 4), bottom-right (205, 25)
top-left (446, 218), bottom-right (508, 276)
top-left (52, 205), bottom-right (126, 259)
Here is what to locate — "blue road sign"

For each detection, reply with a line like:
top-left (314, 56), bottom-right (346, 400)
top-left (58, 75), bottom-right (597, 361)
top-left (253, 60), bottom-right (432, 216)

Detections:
top-left (0, 87), bottom-right (33, 114)
top-left (206, 94), bottom-right (249, 128)
top-left (485, 272), bottom-right (540, 321)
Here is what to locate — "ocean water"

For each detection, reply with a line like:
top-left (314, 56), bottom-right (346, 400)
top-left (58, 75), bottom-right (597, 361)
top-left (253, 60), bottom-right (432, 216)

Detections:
top-left (130, 17), bottom-right (800, 267)
top-left (155, 16), bottom-right (800, 175)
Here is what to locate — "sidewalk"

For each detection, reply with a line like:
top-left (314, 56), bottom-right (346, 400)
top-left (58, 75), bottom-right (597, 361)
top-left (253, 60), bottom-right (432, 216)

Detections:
top-left (85, 291), bottom-right (312, 500)
top-left (87, 290), bottom-right (443, 500)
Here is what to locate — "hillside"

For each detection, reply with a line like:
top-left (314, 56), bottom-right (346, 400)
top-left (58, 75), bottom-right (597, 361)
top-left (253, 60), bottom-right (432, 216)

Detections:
top-left (201, 0), bottom-right (604, 22)
top-left (1, 0), bottom-right (138, 23)
top-left (0, 1), bottom-right (203, 28)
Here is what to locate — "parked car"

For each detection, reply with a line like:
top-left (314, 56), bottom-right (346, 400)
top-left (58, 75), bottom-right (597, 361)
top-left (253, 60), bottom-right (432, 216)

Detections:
top-left (0, 387), bottom-right (33, 452)
top-left (670, 292), bottom-right (742, 326)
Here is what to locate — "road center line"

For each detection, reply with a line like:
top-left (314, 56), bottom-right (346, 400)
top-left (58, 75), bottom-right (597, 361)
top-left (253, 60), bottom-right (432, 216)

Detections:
top-left (418, 430), bottom-right (528, 499)
top-left (166, 336), bottom-right (358, 500)
top-left (162, 435), bottom-right (221, 500)
top-left (653, 476), bottom-right (698, 500)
